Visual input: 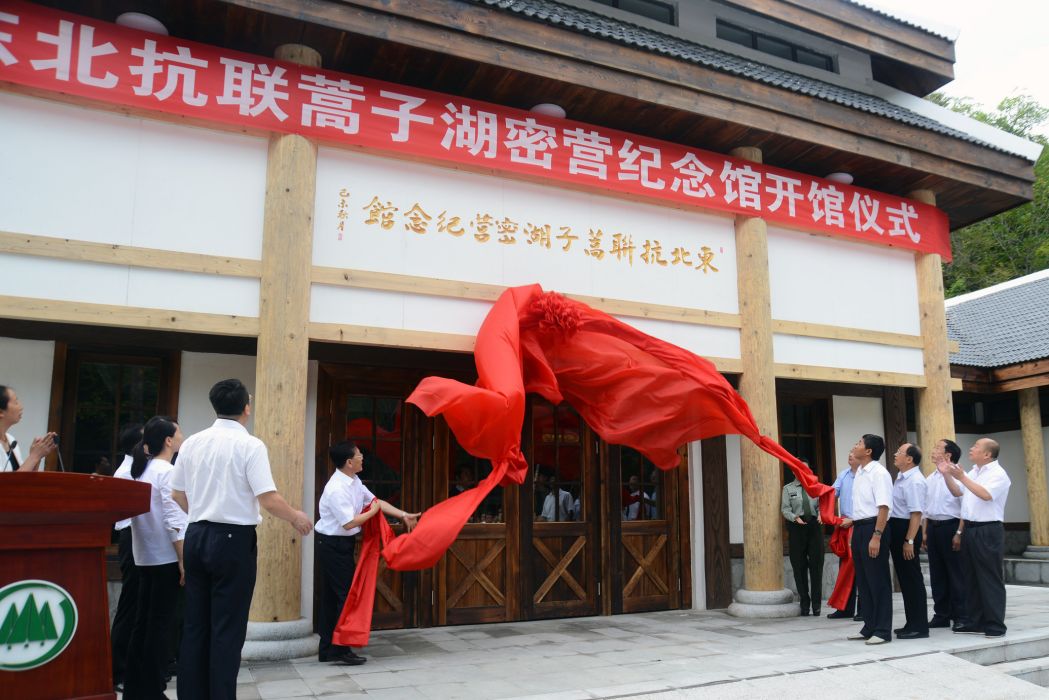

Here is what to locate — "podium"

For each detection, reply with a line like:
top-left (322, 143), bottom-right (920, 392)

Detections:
top-left (0, 472), bottom-right (150, 700)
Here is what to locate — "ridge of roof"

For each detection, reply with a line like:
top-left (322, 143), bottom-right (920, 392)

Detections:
top-left (946, 268), bottom-right (1049, 307)
top-left (470, 0), bottom-right (1006, 153)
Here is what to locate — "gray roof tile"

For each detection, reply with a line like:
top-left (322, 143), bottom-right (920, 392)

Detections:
top-left (947, 274), bottom-right (1049, 368)
top-left (470, 0), bottom-right (1001, 152)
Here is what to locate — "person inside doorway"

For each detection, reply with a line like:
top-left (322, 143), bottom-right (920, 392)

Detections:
top-left (536, 464), bottom-right (574, 521)
top-left (781, 462), bottom-right (824, 616)
top-left (623, 473), bottom-right (655, 520)
top-left (315, 440), bottom-right (420, 664)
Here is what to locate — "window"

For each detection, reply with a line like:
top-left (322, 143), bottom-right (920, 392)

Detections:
top-left (531, 399), bottom-right (584, 522)
top-left (345, 395), bottom-right (404, 511)
top-left (592, 0), bottom-right (676, 25)
top-left (620, 447), bottom-right (663, 521)
top-left (716, 20), bottom-right (835, 73)
top-left (57, 348), bottom-right (178, 474)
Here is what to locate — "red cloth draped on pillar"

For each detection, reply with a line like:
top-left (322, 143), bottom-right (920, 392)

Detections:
top-left (334, 284), bottom-right (838, 646)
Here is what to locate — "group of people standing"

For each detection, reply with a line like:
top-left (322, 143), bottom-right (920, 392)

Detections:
top-left (105, 378), bottom-right (419, 699)
top-left (784, 433), bottom-right (1013, 646)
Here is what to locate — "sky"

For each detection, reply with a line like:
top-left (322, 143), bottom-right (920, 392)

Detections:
top-left (861, 0), bottom-right (1049, 114)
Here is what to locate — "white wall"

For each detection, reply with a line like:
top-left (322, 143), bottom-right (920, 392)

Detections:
top-left (0, 91), bottom-right (267, 258)
top-left (726, 435), bottom-right (744, 543)
top-left (176, 352), bottom-right (257, 436)
top-left (831, 395), bottom-right (885, 477)
top-left (955, 430), bottom-right (1045, 524)
top-left (0, 337), bottom-right (55, 454)
top-left (687, 440), bottom-right (706, 609)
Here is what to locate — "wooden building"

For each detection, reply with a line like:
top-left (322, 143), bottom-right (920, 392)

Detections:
top-left (0, 0), bottom-right (1041, 657)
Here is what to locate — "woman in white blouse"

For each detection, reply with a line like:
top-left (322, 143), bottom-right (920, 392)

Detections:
top-left (122, 415), bottom-right (186, 699)
top-left (0, 384), bottom-right (56, 471)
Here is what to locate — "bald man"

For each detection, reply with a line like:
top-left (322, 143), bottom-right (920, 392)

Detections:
top-left (947, 438), bottom-right (1011, 638)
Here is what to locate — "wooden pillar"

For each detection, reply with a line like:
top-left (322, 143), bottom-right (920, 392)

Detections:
top-left (250, 44), bottom-right (321, 622)
top-left (732, 146), bottom-right (784, 596)
top-left (911, 189), bottom-right (955, 474)
top-left (1020, 388), bottom-right (1049, 551)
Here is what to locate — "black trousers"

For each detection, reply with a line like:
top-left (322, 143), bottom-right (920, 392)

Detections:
top-left (124, 562), bottom-right (180, 699)
top-left (962, 522), bottom-right (1007, 635)
top-left (927, 518), bottom-right (967, 624)
top-left (177, 522), bottom-right (257, 700)
top-left (888, 517), bottom-right (928, 633)
top-left (788, 517), bottom-right (824, 612)
top-left (853, 518), bottom-right (892, 640)
top-left (112, 527), bottom-right (139, 684)
top-left (316, 533), bottom-right (359, 659)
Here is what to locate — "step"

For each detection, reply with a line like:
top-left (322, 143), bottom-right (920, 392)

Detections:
top-left (995, 657), bottom-right (1049, 688)
top-left (952, 631), bottom-right (1049, 667)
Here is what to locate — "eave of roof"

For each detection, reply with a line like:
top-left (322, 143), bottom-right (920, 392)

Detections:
top-left (471, 0), bottom-right (1017, 156)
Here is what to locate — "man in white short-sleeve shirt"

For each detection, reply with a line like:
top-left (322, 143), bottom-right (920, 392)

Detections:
top-left (948, 438), bottom-right (1012, 638)
top-left (848, 434), bottom-right (894, 646)
top-left (888, 443), bottom-right (928, 639)
top-left (314, 441), bottom-right (419, 665)
top-left (171, 379), bottom-right (312, 700)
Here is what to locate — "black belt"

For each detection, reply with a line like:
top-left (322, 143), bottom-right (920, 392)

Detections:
top-left (965, 520), bottom-right (1001, 529)
top-left (853, 517), bottom-right (876, 525)
top-left (928, 518), bottom-right (960, 526)
top-left (192, 520), bottom-right (256, 532)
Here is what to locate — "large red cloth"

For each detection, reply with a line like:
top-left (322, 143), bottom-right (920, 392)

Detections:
top-left (827, 526), bottom-right (855, 612)
top-left (334, 284), bottom-right (838, 646)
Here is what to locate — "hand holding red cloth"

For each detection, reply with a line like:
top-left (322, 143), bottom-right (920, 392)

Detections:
top-left (335, 284), bottom-right (839, 646)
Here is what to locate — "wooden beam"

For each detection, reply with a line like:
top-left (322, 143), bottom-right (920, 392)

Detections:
top-left (228, 0), bottom-right (1034, 197)
top-left (0, 230), bottom-right (262, 277)
top-left (0, 295), bottom-right (259, 336)
top-left (772, 320), bottom-right (923, 348)
top-left (774, 362), bottom-right (928, 388)
top-left (1020, 388), bottom-right (1049, 547)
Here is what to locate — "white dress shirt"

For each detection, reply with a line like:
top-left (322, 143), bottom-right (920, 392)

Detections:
top-left (2, 432), bottom-right (23, 472)
top-left (890, 467), bottom-right (926, 518)
top-left (315, 469), bottom-right (376, 536)
top-left (924, 468), bottom-right (962, 521)
top-left (130, 458), bottom-right (188, 566)
top-left (961, 460), bottom-right (1011, 523)
top-left (170, 419), bottom-right (277, 526)
top-left (542, 489), bottom-right (574, 521)
top-left (113, 455), bottom-right (134, 530)
top-left (852, 461), bottom-right (893, 520)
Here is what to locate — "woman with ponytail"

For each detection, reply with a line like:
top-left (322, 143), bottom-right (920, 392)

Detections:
top-left (123, 416), bottom-right (186, 700)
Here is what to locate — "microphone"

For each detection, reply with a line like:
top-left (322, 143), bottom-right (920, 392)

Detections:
top-left (53, 434), bottom-right (66, 473)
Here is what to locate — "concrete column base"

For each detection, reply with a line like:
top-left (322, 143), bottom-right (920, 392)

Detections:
top-left (1023, 546), bottom-right (1049, 561)
top-left (242, 618), bottom-right (319, 662)
top-left (726, 587), bottom-right (798, 618)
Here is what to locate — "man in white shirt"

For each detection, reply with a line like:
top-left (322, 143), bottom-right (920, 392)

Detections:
top-left (536, 465), bottom-right (574, 521)
top-left (846, 434), bottom-right (894, 645)
top-left (171, 379), bottom-right (313, 700)
top-left (948, 438), bottom-right (1012, 638)
top-left (923, 438), bottom-right (968, 631)
top-left (315, 440), bottom-right (419, 665)
top-left (888, 443), bottom-right (928, 639)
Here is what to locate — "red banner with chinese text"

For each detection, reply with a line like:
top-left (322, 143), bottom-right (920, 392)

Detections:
top-left (0, 1), bottom-right (951, 259)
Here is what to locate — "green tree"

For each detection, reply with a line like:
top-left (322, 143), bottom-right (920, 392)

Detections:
top-left (925, 93), bottom-right (1049, 296)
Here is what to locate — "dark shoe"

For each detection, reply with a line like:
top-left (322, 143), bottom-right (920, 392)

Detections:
top-left (894, 627), bottom-right (909, 635)
top-left (812, 608), bottom-right (821, 616)
top-left (331, 650), bottom-right (367, 666)
top-left (953, 625), bottom-right (985, 635)
top-left (827, 610), bottom-right (853, 619)
top-left (929, 617), bottom-right (951, 628)
top-left (985, 630), bottom-right (1006, 638)
top-left (896, 630), bottom-right (929, 640)
top-left (800, 608), bottom-right (810, 616)
top-left (853, 615), bottom-right (864, 622)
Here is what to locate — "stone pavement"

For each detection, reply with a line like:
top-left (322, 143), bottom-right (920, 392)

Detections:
top-left (155, 585), bottom-right (1049, 699)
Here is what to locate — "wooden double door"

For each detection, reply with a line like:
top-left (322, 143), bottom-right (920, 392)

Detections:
top-left (315, 364), bottom-right (688, 631)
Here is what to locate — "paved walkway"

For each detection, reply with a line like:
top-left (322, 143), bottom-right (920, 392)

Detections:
top-left (160, 585), bottom-right (1049, 699)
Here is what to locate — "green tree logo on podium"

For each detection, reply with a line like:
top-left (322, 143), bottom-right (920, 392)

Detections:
top-left (0, 580), bottom-right (78, 671)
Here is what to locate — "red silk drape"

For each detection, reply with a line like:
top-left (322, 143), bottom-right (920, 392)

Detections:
top-left (334, 284), bottom-right (838, 646)
top-left (827, 526), bottom-right (855, 612)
